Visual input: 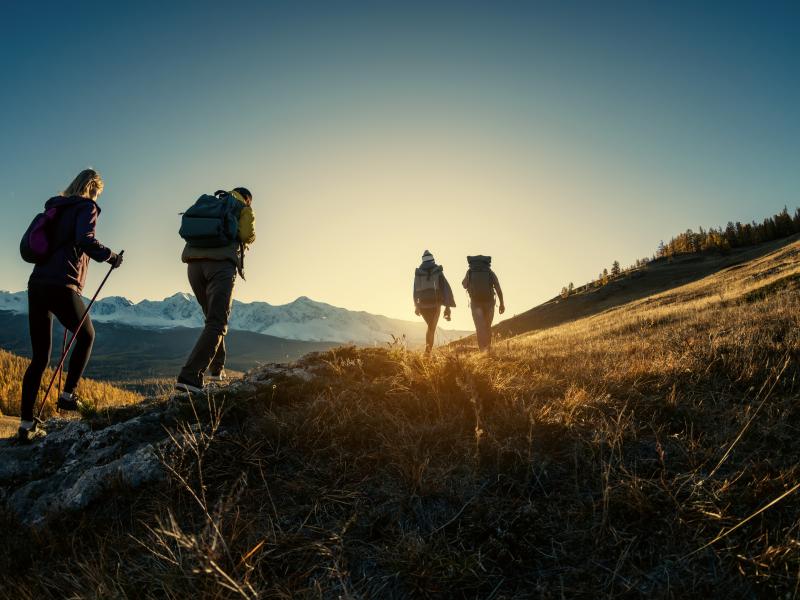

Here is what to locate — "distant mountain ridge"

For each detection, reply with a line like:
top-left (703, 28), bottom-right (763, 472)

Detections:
top-left (0, 291), bottom-right (468, 346)
top-left (0, 310), bottom-right (336, 384)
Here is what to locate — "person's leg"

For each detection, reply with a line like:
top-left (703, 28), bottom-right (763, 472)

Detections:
top-left (484, 303), bottom-right (496, 350)
top-left (20, 286), bottom-right (54, 422)
top-left (49, 289), bottom-right (96, 394)
top-left (206, 259), bottom-right (226, 374)
top-left (188, 262), bottom-right (210, 317)
top-left (471, 303), bottom-right (487, 350)
top-left (187, 261), bottom-right (226, 376)
top-left (180, 262), bottom-right (236, 386)
top-left (178, 264), bottom-right (210, 386)
top-left (420, 306), bottom-right (441, 353)
top-left (210, 337), bottom-right (226, 375)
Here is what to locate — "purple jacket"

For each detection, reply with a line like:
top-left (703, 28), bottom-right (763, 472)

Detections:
top-left (29, 196), bottom-right (113, 293)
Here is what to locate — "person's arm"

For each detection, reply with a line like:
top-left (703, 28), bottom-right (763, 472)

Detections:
top-left (75, 203), bottom-right (114, 263)
top-left (493, 271), bottom-right (505, 313)
top-left (440, 274), bottom-right (456, 320)
top-left (462, 271), bottom-right (470, 290)
top-left (238, 206), bottom-right (256, 246)
top-left (413, 277), bottom-right (420, 315)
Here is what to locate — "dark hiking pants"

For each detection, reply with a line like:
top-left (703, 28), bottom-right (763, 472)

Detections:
top-left (180, 261), bottom-right (236, 386)
top-left (471, 302), bottom-right (495, 350)
top-left (20, 283), bottom-right (96, 421)
top-left (419, 306), bottom-right (441, 353)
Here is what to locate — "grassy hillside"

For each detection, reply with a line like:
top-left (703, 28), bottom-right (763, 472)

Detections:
top-left (492, 234), bottom-right (800, 340)
top-left (0, 348), bottom-right (140, 419)
top-left (3, 238), bottom-right (800, 597)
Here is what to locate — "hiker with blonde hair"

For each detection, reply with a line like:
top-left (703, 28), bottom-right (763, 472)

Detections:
top-left (17, 169), bottom-right (123, 442)
top-left (413, 250), bottom-right (456, 354)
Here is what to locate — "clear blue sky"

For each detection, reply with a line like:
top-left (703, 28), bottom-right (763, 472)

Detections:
top-left (1, 1), bottom-right (798, 328)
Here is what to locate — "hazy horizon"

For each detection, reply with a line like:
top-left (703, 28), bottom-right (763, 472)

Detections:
top-left (0, 288), bottom-right (473, 330)
top-left (2, 1), bottom-right (798, 329)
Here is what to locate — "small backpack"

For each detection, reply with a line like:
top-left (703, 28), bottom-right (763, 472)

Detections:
top-left (20, 207), bottom-right (63, 264)
top-left (466, 255), bottom-right (495, 303)
top-left (414, 266), bottom-right (442, 307)
top-left (179, 192), bottom-right (243, 248)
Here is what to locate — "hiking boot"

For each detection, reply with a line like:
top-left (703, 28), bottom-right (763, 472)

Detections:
top-left (57, 391), bottom-right (86, 412)
top-left (206, 369), bottom-right (227, 382)
top-left (175, 376), bottom-right (204, 394)
top-left (17, 421), bottom-right (46, 444)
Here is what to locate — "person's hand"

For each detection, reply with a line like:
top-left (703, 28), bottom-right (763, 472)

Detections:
top-left (414, 307), bottom-right (420, 316)
top-left (108, 252), bottom-right (124, 269)
top-left (499, 304), bottom-right (505, 315)
top-left (444, 308), bottom-right (452, 321)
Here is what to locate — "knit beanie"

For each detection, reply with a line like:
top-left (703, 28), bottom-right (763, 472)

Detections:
top-left (422, 250), bottom-right (435, 263)
top-left (233, 187), bottom-right (252, 202)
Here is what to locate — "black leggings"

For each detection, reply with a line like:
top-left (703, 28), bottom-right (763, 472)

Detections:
top-left (20, 284), bottom-right (95, 421)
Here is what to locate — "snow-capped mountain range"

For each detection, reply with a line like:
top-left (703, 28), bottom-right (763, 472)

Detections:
top-left (0, 291), bottom-right (469, 346)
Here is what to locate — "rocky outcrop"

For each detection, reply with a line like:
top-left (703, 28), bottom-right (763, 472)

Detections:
top-left (0, 362), bottom-right (317, 527)
top-left (0, 407), bottom-right (171, 526)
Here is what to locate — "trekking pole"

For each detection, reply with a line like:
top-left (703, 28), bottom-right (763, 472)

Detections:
top-left (35, 250), bottom-right (124, 421)
top-left (56, 329), bottom-right (67, 401)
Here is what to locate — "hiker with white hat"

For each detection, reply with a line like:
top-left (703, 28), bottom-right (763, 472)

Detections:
top-left (413, 250), bottom-right (456, 354)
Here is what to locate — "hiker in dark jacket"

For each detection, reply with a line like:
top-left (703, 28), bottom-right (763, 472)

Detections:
top-left (175, 187), bottom-right (255, 393)
top-left (18, 169), bottom-right (123, 442)
top-left (462, 255), bottom-right (504, 351)
top-left (413, 250), bottom-right (456, 354)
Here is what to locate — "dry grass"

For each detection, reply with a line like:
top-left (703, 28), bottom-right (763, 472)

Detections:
top-left (3, 240), bottom-right (800, 597)
top-left (0, 416), bottom-right (18, 438)
top-left (0, 348), bottom-right (141, 420)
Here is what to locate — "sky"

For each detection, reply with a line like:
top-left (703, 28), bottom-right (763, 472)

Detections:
top-left (1, 1), bottom-right (798, 329)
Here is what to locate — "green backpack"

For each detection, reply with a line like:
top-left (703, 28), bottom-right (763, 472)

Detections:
top-left (179, 192), bottom-right (243, 248)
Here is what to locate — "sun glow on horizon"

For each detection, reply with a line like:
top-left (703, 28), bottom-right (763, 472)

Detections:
top-left (1, 2), bottom-right (797, 330)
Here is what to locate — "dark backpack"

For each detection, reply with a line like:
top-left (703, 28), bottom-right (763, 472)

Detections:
top-left (414, 266), bottom-right (442, 307)
top-left (466, 255), bottom-right (495, 303)
top-left (20, 207), bottom-right (63, 264)
top-left (179, 192), bottom-right (243, 248)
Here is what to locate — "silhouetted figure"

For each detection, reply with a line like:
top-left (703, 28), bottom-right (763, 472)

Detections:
top-left (176, 188), bottom-right (255, 393)
top-left (18, 169), bottom-right (123, 442)
top-left (413, 250), bottom-right (456, 354)
top-left (462, 255), bottom-right (505, 351)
